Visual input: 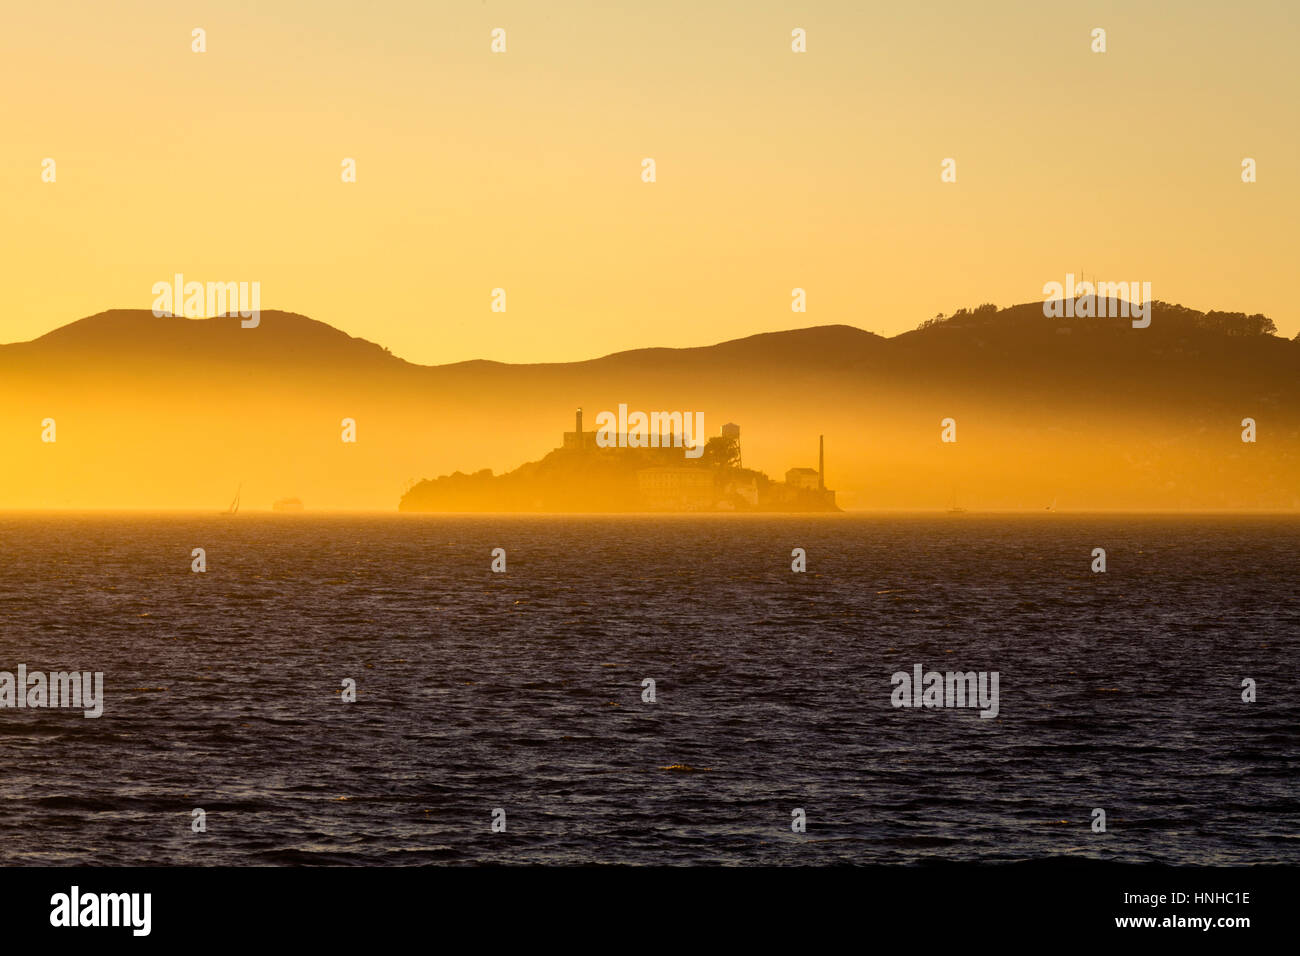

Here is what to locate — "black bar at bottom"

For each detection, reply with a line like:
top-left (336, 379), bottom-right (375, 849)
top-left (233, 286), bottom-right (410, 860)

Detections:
top-left (0, 861), bottom-right (1282, 942)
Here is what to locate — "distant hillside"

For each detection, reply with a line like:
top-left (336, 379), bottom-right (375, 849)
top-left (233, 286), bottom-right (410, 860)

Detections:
top-left (1, 303), bottom-right (1296, 511)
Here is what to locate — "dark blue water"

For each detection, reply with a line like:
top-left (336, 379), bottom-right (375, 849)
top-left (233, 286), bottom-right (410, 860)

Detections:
top-left (0, 513), bottom-right (1295, 865)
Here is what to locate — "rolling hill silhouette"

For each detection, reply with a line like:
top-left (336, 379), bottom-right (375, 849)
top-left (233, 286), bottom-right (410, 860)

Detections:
top-left (2, 303), bottom-right (1296, 511)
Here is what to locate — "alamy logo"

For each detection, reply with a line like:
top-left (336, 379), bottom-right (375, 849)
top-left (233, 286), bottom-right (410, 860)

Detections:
top-left (1042, 273), bottom-right (1151, 328)
top-left (0, 666), bottom-right (103, 718)
top-left (50, 886), bottom-right (151, 936)
top-left (891, 664), bottom-right (999, 719)
top-left (594, 404), bottom-right (704, 459)
top-left (151, 273), bottom-right (261, 328)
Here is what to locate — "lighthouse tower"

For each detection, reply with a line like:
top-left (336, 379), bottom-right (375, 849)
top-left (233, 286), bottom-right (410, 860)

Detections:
top-left (563, 407), bottom-right (592, 450)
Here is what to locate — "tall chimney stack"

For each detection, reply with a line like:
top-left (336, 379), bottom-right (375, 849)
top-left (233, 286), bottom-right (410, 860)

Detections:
top-left (576, 407), bottom-right (583, 437)
top-left (818, 435), bottom-right (825, 491)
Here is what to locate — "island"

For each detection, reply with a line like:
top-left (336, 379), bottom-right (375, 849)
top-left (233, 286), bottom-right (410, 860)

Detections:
top-left (399, 412), bottom-right (840, 513)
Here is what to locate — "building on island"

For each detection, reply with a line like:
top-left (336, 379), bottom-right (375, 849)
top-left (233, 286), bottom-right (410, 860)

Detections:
top-left (722, 475), bottom-right (759, 508)
top-left (780, 435), bottom-right (836, 507)
top-left (636, 467), bottom-right (715, 510)
top-left (785, 467), bottom-right (821, 490)
top-left (562, 410), bottom-right (837, 511)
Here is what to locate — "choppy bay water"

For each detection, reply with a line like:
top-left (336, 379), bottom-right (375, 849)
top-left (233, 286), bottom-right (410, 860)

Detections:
top-left (0, 513), bottom-right (1295, 866)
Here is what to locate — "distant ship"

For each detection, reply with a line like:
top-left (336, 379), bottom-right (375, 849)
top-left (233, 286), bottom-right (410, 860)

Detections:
top-left (272, 497), bottom-right (305, 513)
top-left (1045, 498), bottom-right (1057, 513)
top-left (221, 483), bottom-right (241, 515)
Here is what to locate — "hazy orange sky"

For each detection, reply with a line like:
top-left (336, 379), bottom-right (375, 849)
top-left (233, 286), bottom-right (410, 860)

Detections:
top-left (4, 0), bottom-right (1297, 364)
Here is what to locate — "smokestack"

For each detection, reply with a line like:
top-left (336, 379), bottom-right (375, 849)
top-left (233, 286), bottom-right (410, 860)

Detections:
top-left (576, 407), bottom-right (582, 436)
top-left (818, 435), bottom-right (825, 491)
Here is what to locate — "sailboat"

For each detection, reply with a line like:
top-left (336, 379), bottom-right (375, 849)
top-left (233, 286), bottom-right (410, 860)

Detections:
top-left (221, 483), bottom-right (242, 515)
top-left (1045, 498), bottom-right (1057, 513)
top-left (947, 486), bottom-right (966, 514)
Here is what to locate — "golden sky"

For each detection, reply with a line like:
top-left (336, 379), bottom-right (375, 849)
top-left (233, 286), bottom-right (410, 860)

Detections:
top-left (4, 0), bottom-right (1297, 364)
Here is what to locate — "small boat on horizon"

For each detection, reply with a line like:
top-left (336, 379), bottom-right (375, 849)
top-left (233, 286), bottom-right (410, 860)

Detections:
top-left (221, 483), bottom-right (242, 515)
